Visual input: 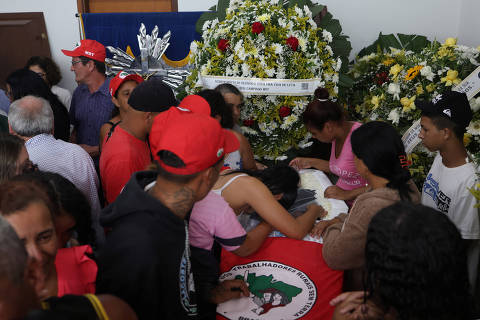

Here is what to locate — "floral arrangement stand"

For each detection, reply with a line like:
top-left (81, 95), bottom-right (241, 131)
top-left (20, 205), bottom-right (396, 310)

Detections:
top-left (346, 35), bottom-right (480, 187)
top-left (183, 0), bottom-right (352, 161)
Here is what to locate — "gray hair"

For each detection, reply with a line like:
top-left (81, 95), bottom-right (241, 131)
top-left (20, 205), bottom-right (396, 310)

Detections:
top-left (0, 215), bottom-right (28, 284)
top-left (214, 83), bottom-right (244, 100)
top-left (8, 95), bottom-right (53, 137)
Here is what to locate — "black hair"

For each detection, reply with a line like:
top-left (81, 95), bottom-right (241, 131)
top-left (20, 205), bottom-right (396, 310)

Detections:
top-left (227, 165), bottom-right (300, 209)
top-left (302, 88), bottom-right (344, 131)
top-left (79, 56), bottom-right (106, 75)
top-left (351, 121), bottom-right (412, 201)
top-left (25, 56), bottom-right (62, 86)
top-left (421, 111), bottom-right (465, 141)
top-left (365, 202), bottom-right (473, 320)
top-left (215, 83), bottom-right (243, 100)
top-left (197, 89), bottom-right (234, 129)
top-left (0, 133), bottom-right (25, 182)
top-left (6, 69), bottom-right (70, 141)
top-left (12, 172), bottom-right (96, 248)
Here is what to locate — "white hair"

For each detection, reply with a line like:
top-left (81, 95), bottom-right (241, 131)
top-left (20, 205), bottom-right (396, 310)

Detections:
top-left (8, 95), bottom-right (53, 137)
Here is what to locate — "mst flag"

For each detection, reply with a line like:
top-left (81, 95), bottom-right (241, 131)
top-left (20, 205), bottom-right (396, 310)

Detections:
top-left (217, 237), bottom-right (343, 320)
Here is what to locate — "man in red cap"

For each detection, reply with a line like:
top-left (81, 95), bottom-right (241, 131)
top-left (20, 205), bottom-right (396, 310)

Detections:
top-left (96, 110), bottom-right (249, 320)
top-left (62, 39), bottom-right (114, 161)
top-left (100, 76), bottom-right (177, 204)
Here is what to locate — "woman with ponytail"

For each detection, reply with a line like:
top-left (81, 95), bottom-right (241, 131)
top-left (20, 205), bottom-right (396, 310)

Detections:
top-left (311, 121), bottom-right (421, 290)
top-left (290, 88), bottom-right (367, 205)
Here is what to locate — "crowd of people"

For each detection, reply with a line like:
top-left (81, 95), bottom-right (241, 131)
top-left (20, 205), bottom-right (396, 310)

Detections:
top-left (0, 38), bottom-right (478, 320)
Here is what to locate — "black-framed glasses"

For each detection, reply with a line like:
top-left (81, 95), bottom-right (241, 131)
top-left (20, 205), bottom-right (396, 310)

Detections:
top-left (71, 60), bottom-right (82, 67)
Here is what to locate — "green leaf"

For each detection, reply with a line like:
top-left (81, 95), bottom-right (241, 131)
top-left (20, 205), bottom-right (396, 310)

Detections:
top-left (317, 11), bottom-right (332, 28)
top-left (195, 11), bottom-right (218, 34)
top-left (378, 34), bottom-right (402, 50)
top-left (331, 37), bottom-right (352, 58)
top-left (397, 33), bottom-right (430, 53)
top-left (324, 18), bottom-right (342, 36)
top-left (217, 0), bottom-right (230, 22)
top-left (310, 4), bottom-right (325, 18)
top-left (338, 73), bottom-right (354, 88)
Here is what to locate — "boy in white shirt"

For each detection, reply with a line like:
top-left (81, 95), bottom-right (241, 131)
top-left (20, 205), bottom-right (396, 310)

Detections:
top-left (418, 90), bottom-right (479, 292)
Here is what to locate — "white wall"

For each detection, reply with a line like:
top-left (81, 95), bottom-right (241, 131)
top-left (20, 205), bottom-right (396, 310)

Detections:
top-left (179, 0), bottom-right (466, 59)
top-left (1, 0), bottom-right (477, 91)
top-left (0, 0), bottom-right (80, 92)
top-left (458, 0), bottom-right (480, 48)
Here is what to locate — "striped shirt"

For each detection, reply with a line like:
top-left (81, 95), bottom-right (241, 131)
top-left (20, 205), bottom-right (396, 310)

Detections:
top-left (70, 79), bottom-right (114, 146)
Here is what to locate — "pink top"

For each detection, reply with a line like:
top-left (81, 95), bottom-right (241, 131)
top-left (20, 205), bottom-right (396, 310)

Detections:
top-left (189, 191), bottom-right (247, 251)
top-left (329, 122), bottom-right (367, 191)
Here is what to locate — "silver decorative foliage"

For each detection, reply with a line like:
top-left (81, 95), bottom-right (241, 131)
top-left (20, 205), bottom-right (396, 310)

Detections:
top-left (106, 23), bottom-right (191, 91)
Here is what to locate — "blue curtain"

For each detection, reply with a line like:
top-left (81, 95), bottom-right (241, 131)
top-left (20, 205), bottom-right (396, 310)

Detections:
top-left (81, 12), bottom-right (204, 61)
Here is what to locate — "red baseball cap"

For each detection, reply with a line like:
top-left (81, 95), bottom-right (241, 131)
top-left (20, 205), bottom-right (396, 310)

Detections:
top-left (177, 95), bottom-right (211, 116)
top-left (61, 39), bottom-right (106, 62)
top-left (150, 112), bottom-right (240, 175)
top-left (109, 71), bottom-right (144, 97)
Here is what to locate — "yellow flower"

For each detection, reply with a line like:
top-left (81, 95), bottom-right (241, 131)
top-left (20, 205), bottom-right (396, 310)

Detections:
top-left (355, 105), bottom-right (362, 113)
top-left (389, 64), bottom-right (403, 80)
top-left (444, 37), bottom-right (457, 46)
top-left (441, 70), bottom-right (461, 86)
top-left (258, 14), bottom-right (271, 22)
top-left (426, 83), bottom-right (436, 92)
top-left (416, 85), bottom-right (424, 95)
top-left (401, 95), bottom-right (416, 113)
top-left (405, 65), bottom-right (424, 81)
top-left (464, 133), bottom-right (472, 146)
top-left (383, 58), bottom-right (395, 66)
top-left (371, 95), bottom-right (383, 110)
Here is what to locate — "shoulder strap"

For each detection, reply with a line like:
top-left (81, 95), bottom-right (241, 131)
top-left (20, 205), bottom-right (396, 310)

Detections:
top-left (84, 294), bottom-right (110, 320)
top-left (213, 174), bottom-right (248, 195)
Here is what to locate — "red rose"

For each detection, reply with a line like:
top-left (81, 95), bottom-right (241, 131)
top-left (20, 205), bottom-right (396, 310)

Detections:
top-left (218, 39), bottom-right (229, 52)
top-left (286, 36), bottom-right (299, 51)
top-left (251, 22), bottom-right (265, 35)
top-left (279, 106), bottom-right (291, 118)
top-left (243, 119), bottom-right (255, 126)
top-left (375, 71), bottom-right (389, 85)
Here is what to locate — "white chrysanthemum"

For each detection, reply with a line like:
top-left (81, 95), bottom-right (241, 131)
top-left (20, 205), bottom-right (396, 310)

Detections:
top-left (470, 97), bottom-right (480, 112)
top-left (358, 52), bottom-right (376, 62)
top-left (258, 14), bottom-right (270, 22)
top-left (278, 17), bottom-right (287, 28)
top-left (241, 126), bottom-right (258, 136)
top-left (420, 65), bottom-right (435, 81)
top-left (308, 18), bottom-right (317, 29)
top-left (265, 68), bottom-right (275, 77)
top-left (294, 6), bottom-right (303, 17)
top-left (387, 108), bottom-right (400, 125)
top-left (277, 67), bottom-right (286, 79)
top-left (325, 45), bottom-right (333, 56)
top-left (280, 114), bottom-right (298, 130)
top-left (189, 41), bottom-right (198, 55)
top-left (202, 20), bottom-right (211, 32)
top-left (322, 30), bottom-right (333, 43)
top-left (275, 155), bottom-right (288, 161)
top-left (272, 43), bottom-right (282, 55)
top-left (335, 57), bottom-right (342, 72)
top-left (241, 63), bottom-right (251, 77)
top-left (332, 74), bottom-right (339, 84)
top-left (370, 112), bottom-right (379, 120)
top-left (467, 120), bottom-right (480, 135)
top-left (298, 36), bottom-right (307, 52)
top-left (387, 83), bottom-right (401, 100)
top-left (234, 40), bottom-right (246, 60)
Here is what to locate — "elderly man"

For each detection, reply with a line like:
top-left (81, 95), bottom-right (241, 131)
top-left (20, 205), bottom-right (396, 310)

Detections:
top-left (0, 214), bottom-right (137, 319)
top-left (8, 95), bottom-right (103, 244)
top-left (62, 39), bottom-right (114, 160)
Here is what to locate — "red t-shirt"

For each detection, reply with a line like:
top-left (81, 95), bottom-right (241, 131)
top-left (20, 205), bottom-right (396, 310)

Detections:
top-left (100, 125), bottom-right (151, 204)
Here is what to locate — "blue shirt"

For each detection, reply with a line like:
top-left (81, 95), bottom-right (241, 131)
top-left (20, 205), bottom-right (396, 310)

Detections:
top-left (70, 79), bottom-right (114, 146)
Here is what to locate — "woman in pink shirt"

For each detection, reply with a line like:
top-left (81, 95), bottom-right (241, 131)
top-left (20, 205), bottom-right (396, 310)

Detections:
top-left (290, 88), bottom-right (368, 204)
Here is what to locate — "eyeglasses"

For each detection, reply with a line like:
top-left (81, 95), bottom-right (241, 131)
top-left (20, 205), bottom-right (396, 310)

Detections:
top-left (34, 72), bottom-right (46, 78)
top-left (71, 60), bottom-right (82, 66)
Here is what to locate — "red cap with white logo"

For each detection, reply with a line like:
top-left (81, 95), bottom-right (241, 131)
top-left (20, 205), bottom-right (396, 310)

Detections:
top-left (61, 39), bottom-right (106, 62)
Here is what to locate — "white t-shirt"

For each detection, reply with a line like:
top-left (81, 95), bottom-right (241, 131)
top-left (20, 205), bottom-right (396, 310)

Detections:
top-left (51, 85), bottom-right (72, 111)
top-left (421, 153), bottom-right (480, 240)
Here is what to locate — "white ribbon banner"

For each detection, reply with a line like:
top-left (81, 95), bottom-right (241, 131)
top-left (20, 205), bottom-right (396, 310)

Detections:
top-left (200, 75), bottom-right (322, 96)
top-left (402, 65), bottom-right (480, 153)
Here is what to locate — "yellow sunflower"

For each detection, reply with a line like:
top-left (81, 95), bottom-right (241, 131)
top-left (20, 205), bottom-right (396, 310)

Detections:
top-left (405, 65), bottom-right (423, 81)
